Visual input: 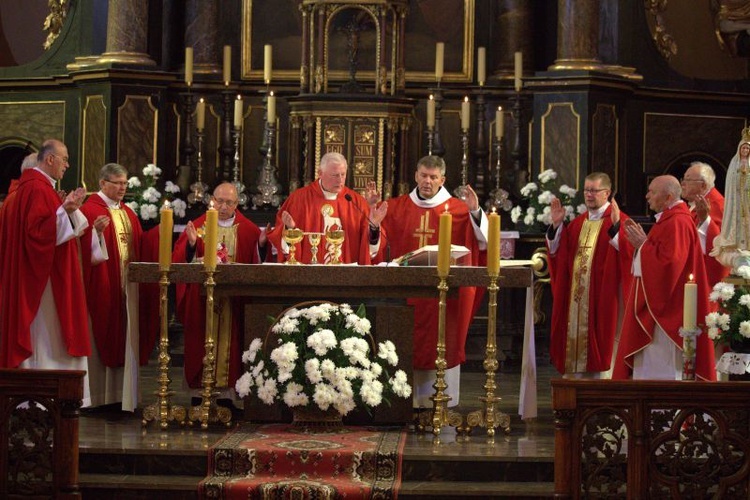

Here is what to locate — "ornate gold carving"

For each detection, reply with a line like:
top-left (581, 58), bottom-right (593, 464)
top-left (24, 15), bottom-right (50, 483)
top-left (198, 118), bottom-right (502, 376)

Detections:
top-left (43, 0), bottom-right (70, 50)
top-left (645, 0), bottom-right (678, 59)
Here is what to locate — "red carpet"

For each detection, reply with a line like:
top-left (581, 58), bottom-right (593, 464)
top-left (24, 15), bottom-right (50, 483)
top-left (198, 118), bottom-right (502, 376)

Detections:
top-left (199, 423), bottom-right (406, 499)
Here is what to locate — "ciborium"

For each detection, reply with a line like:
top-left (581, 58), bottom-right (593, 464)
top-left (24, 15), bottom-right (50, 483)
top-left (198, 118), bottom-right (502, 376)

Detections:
top-left (325, 229), bottom-right (345, 265)
top-left (307, 232), bottom-right (322, 264)
top-left (283, 228), bottom-right (305, 264)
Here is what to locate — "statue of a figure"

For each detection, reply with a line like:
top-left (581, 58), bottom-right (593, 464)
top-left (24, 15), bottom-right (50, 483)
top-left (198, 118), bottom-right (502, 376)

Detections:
top-left (712, 0), bottom-right (750, 56)
top-left (710, 128), bottom-right (750, 273)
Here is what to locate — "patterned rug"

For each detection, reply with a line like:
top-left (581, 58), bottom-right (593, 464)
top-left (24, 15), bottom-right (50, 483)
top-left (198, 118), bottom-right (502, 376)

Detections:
top-left (199, 423), bottom-right (406, 499)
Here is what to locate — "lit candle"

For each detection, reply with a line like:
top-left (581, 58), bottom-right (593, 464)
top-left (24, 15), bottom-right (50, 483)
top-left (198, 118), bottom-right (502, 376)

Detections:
top-left (437, 204), bottom-right (452, 278)
top-left (427, 95), bottom-right (435, 128)
top-left (477, 46), bottom-right (486, 86)
top-left (495, 106), bottom-right (504, 140)
top-left (461, 96), bottom-right (470, 130)
top-left (435, 42), bottom-right (444, 82)
top-left (185, 47), bottom-right (193, 86)
top-left (158, 201), bottom-right (173, 271)
top-left (223, 45), bottom-right (231, 85)
top-left (514, 51), bottom-right (523, 92)
top-left (264, 44), bottom-right (273, 84)
top-left (196, 98), bottom-right (205, 131)
top-left (683, 274), bottom-right (697, 330)
top-left (204, 202), bottom-right (218, 271)
top-left (234, 95), bottom-right (243, 129)
top-left (487, 209), bottom-right (500, 276)
top-left (267, 91), bottom-right (276, 124)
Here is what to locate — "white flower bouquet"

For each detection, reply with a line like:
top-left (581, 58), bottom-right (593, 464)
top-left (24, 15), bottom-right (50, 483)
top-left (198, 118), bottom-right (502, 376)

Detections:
top-left (236, 302), bottom-right (412, 416)
top-left (124, 163), bottom-right (187, 221)
top-left (705, 273), bottom-right (750, 348)
top-left (510, 169), bottom-right (585, 232)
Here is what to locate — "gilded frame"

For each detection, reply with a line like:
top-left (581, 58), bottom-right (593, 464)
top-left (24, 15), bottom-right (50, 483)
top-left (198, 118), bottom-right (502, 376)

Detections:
top-left (241, 0), bottom-right (474, 83)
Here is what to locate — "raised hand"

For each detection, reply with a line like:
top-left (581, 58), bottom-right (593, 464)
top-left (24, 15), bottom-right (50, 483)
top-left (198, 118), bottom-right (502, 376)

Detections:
top-left (610, 197), bottom-right (621, 225)
top-left (93, 214), bottom-right (110, 235)
top-left (62, 187), bottom-right (86, 214)
top-left (623, 218), bottom-right (647, 248)
top-left (463, 184), bottom-right (479, 211)
top-left (281, 210), bottom-right (296, 230)
top-left (550, 197), bottom-right (566, 229)
top-left (185, 220), bottom-right (198, 247)
top-left (370, 201), bottom-right (388, 227)
top-left (258, 223), bottom-right (271, 247)
top-left (694, 193), bottom-right (709, 225)
top-left (364, 180), bottom-right (381, 207)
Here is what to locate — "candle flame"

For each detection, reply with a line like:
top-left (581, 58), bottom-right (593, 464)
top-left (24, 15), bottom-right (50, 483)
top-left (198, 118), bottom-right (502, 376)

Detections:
top-left (444, 203), bottom-right (449, 213)
top-left (689, 273), bottom-right (694, 282)
top-left (464, 96), bottom-right (469, 102)
top-left (209, 200), bottom-right (215, 210)
top-left (498, 106), bottom-right (502, 111)
top-left (490, 206), bottom-right (497, 214)
top-left (429, 94), bottom-right (434, 101)
top-left (236, 94), bottom-right (241, 100)
top-left (162, 200), bottom-right (171, 210)
top-left (270, 90), bottom-right (274, 97)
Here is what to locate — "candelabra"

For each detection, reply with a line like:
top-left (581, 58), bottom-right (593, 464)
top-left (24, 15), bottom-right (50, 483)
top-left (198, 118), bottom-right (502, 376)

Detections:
top-left (510, 91), bottom-right (527, 188)
top-left (188, 129), bottom-right (209, 206)
top-left (486, 137), bottom-right (511, 212)
top-left (219, 90), bottom-right (236, 182)
top-left (252, 120), bottom-right (282, 208)
top-left (142, 269), bottom-right (186, 429)
top-left (429, 87), bottom-right (446, 157)
top-left (473, 88), bottom-right (488, 199)
top-left (178, 92), bottom-right (196, 193)
top-left (231, 125), bottom-right (249, 209)
top-left (426, 126), bottom-right (435, 156)
top-left (454, 127), bottom-right (469, 200)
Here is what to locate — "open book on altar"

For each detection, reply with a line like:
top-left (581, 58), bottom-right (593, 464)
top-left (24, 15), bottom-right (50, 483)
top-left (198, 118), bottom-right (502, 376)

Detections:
top-left (392, 244), bottom-right (471, 267)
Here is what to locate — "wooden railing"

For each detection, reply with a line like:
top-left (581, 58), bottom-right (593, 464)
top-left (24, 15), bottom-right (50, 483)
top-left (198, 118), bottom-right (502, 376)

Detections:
top-left (552, 379), bottom-right (750, 499)
top-left (0, 369), bottom-right (84, 499)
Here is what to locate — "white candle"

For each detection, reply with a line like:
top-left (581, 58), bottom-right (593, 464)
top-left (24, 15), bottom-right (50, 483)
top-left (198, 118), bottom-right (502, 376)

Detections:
top-left (267, 91), bottom-right (276, 124)
top-left (477, 46), bottom-right (486, 86)
top-left (461, 96), bottom-right (470, 131)
top-left (514, 51), bottom-right (523, 92)
top-left (427, 95), bottom-right (435, 128)
top-left (683, 274), bottom-right (697, 330)
top-left (495, 106), bottom-right (504, 139)
top-left (223, 45), bottom-right (231, 85)
top-left (264, 44), bottom-right (273, 84)
top-left (234, 95), bottom-right (243, 129)
top-left (184, 47), bottom-right (193, 86)
top-left (196, 98), bottom-right (205, 131)
top-left (435, 42), bottom-right (444, 81)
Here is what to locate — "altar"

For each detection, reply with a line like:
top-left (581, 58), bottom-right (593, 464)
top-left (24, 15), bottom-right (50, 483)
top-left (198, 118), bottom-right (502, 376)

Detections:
top-left (129, 262), bottom-right (536, 424)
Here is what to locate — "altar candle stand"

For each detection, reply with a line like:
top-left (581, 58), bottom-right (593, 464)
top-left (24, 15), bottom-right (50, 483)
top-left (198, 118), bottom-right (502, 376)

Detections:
top-left (431, 206), bottom-right (453, 438)
top-left (680, 274), bottom-right (700, 380)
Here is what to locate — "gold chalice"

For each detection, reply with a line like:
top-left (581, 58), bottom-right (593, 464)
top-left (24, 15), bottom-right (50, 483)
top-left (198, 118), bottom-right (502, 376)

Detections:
top-left (308, 232), bottom-right (322, 264)
top-left (283, 228), bottom-right (305, 265)
top-left (325, 229), bottom-right (345, 265)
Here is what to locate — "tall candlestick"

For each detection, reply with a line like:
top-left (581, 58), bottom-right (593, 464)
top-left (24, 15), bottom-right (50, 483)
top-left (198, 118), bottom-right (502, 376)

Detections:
top-left (196, 98), bottom-right (205, 131)
top-left (435, 42), bottom-right (444, 81)
top-left (487, 209), bottom-right (500, 275)
top-left (461, 96), bottom-right (470, 130)
top-left (683, 274), bottom-right (697, 330)
top-left (267, 91), bottom-right (276, 124)
top-left (477, 46), bottom-right (486, 86)
top-left (234, 95), bottom-right (243, 128)
top-left (223, 45), bottom-right (232, 85)
top-left (158, 202), bottom-right (173, 271)
top-left (185, 47), bottom-right (193, 86)
top-left (427, 95), bottom-right (435, 128)
top-left (495, 106), bottom-right (504, 139)
top-left (437, 204), bottom-right (452, 277)
top-left (264, 44), bottom-right (273, 84)
top-left (514, 51), bottom-right (523, 92)
top-left (204, 203), bottom-right (218, 271)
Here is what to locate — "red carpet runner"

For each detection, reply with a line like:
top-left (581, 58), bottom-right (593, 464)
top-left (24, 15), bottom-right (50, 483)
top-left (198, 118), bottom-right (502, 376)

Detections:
top-left (199, 423), bottom-right (406, 499)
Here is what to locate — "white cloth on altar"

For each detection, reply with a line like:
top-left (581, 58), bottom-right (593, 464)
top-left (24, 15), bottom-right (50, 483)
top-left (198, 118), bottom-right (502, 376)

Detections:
top-left (716, 352), bottom-right (750, 375)
top-left (518, 279), bottom-right (537, 419)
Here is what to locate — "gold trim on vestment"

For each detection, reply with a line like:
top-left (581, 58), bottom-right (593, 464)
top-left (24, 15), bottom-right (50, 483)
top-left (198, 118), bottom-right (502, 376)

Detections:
top-left (565, 219), bottom-right (603, 373)
top-left (214, 224), bottom-right (239, 387)
top-left (109, 207), bottom-right (134, 289)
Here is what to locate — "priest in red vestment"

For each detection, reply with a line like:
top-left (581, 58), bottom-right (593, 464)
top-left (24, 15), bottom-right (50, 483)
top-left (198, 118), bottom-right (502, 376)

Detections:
top-left (80, 163), bottom-right (148, 411)
top-left (613, 175), bottom-right (716, 381)
top-left (681, 161), bottom-right (730, 288)
top-left (547, 172), bottom-right (634, 378)
top-left (266, 152), bottom-right (387, 265)
top-left (378, 155), bottom-right (488, 407)
top-left (0, 139), bottom-right (100, 406)
top-left (173, 183), bottom-right (262, 404)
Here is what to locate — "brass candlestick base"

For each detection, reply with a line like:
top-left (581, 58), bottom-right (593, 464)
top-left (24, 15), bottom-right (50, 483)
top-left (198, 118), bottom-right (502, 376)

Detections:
top-left (466, 274), bottom-right (510, 437)
top-left (187, 269), bottom-right (232, 429)
top-left (142, 270), bottom-right (186, 428)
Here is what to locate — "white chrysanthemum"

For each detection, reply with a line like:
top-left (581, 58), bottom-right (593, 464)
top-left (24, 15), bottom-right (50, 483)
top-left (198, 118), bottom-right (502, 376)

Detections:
top-left (282, 382), bottom-right (309, 407)
top-left (312, 383), bottom-right (337, 410)
top-left (360, 379), bottom-right (384, 407)
top-left (377, 340), bottom-right (399, 366)
top-left (538, 169), bottom-right (557, 183)
top-left (510, 206), bottom-right (522, 223)
top-left (164, 180), bottom-right (180, 194)
top-left (520, 182), bottom-right (538, 197)
top-left (251, 360), bottom-right (265, 378)
top-left (257, 378), bottom-right (278, 405)
top-left (369, 363), bottom-right (383, 377)
top-left (710, 282), bottom-right (735, 302)
top-left (172, 198), bottom-right (187, 218)
top-left (736, 265), bottom-right (750, 279)
top-left (142, 186), bottom-right (162, 203)
top-left (307, 329), bottom-right (337, 356)
top-left (320, 359), bottom-right (336, 379)
top-left (717, 313), bottom-right (731, 330)
top-left (305, 358), bottom-right (323, 384)
top-left (705, 312), bottom-right (720, 328)
top-left (559, 184), bottom-right (577, 197)
top-left (270, 342), bottom-right (298, 376)
top-left (389, 370), bottom-right (412, 398)
top-left (523, 213), bottom-right (535, 226)
top-left (537, 191), bottom-right (555, 205)
top-left (140, 203), bottom-right (158, 220)
top-left (127, 176), bottom-right (141, 188)
top-left (576, 204), bottom-right (587, 215)
top-left (125, 201), bottom-right (139, 213)
top-left (536, 205), bottom-right (553, 226)
top-left (345, 314), bottom-right (371, 335)
top-left (333, 397), bottom-right (357, 416)
top-left (339, 304), bottom-right (353, 315)
top-left (707, 327), bottom-right (721, 341)
top-left (234, 372), bottom-right (254, 398)
top-left (242, 338), bottom-right (262, 364)
top-left (740, 321), bottom-right (750, 339)
top-left (142, 163), bottom-right (162, 177)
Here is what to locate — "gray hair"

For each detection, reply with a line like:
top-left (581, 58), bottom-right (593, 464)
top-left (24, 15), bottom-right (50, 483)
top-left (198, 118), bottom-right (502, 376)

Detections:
top-left (99, 163), bottom-right (129, 181)
top-left (688, 161), bottom-right (716, 189)
top-left (37, 139), bottom-right (64, 163)
top-left (21, 153), bottom-right (37, 172)
top-left (319, 152), bottom-right (348, 173)
top-left (417, 155), bottom-right (446, 176)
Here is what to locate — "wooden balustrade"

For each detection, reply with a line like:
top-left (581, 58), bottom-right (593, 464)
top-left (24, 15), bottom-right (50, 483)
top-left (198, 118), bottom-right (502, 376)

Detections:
top-left (552, 379), bottom-right (750, 499)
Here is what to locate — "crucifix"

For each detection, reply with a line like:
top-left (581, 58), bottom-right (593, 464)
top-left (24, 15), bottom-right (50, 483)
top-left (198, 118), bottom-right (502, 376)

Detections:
top-left (413, 212), bottom-right (436, 248)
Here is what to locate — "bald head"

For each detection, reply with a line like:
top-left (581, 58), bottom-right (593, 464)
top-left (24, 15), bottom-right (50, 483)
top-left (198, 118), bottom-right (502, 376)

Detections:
top-left (647, 175), bottom-right (681, 213)
top-left (212, 182), bottom-right (239, 221)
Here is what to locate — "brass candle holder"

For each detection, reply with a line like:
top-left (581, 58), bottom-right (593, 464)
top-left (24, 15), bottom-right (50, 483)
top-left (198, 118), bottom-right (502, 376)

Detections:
top-left (325, 229), bottom-right (345, 265)
top-left (466, 272), bottom-right (511, 438)
top-left (188, 269), bottom-right (232, 429)
top-left (142, 269), bottom-right (187, 428)
top-left (307, 232), bottom-right (322, 264)
top-left (283, 228), bottom-right (304, 264)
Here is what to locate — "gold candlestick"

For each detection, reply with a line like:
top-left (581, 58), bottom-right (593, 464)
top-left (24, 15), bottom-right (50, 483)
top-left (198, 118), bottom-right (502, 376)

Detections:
top-left (188, 269), bottom-right (232, 428)
top-left (142, 270), bottom-right (186, 428)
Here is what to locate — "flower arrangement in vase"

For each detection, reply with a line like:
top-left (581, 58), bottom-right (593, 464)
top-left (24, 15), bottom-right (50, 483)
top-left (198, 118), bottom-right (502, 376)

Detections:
top-left (235, 302), bottom-right (412, 418)
top-left (705, 268), bottom-right (750, 352)
top-left (510, 169), bottom-right (585, 233)
top-left (124, 163), bottom-right (187, 222)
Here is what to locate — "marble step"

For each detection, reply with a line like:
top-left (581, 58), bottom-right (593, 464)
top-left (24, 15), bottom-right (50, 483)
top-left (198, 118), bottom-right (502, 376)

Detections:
top-left (400, 480), bottom-right (555, 498)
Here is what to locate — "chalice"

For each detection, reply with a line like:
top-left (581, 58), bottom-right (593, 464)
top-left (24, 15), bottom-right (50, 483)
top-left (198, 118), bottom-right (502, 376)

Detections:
top-left (325, 229), bottom-right (345, 265)
top-left (283, 228), bottom-right (305, 265)
top-left (308, 232), bottom-right (322, 264)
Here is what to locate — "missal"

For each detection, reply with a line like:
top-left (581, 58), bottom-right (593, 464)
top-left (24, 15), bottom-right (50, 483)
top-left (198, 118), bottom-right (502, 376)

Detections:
top-left (392, 244), bottom-right (471, 267)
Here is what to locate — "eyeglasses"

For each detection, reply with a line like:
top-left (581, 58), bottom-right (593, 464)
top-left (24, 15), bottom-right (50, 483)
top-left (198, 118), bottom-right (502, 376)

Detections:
top-left (583, 188), bottom-right (609, 194)
top-left (50, 154), bottom-right (69, 164)
top-left (680, 178), bottom-right (702, 183)
top-left (213, 198), bottom-right (238, 207)
top-left (103, 179), bottom-right (128, 187)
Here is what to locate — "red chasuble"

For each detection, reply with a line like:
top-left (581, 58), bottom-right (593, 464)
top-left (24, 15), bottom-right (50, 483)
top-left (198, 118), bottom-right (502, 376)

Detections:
top-left (266, 181), bottom-right (374, 265)
top-left (547, 206), bottom-right (634, 375)
top-left (691, 187), bottom-right (729, 288)
top-left (80, 195), bottom-right (143, 367)
top-left (0, 169), bottom-right (91, 368)
top-left (613, 203), bottom-right (716, 381)
top-left (173, 212), bottom-right (261, 389)
top-left (380, 188), bottom-right (485, 370)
